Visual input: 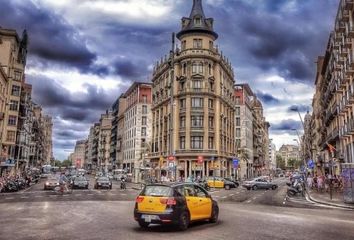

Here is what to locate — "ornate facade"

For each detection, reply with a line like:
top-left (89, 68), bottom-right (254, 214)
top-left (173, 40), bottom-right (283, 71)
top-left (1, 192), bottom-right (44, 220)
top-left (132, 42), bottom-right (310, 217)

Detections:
top-left (149, 0), bottom-right (236, 179)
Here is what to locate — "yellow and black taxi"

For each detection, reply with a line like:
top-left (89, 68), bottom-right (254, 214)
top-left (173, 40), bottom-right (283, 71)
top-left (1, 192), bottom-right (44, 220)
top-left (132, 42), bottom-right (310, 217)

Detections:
top-left (206, 177), bottom-right (237, 190)
top-left (134, 182), bottom-right (219, 230)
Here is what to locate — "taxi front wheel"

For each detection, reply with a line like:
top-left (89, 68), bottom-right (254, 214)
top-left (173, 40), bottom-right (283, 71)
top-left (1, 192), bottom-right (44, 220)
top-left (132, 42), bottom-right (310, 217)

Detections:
top-left (178, 211), bottom-right (190, 231)
top-left (210, 206), bottom-right (219, 223)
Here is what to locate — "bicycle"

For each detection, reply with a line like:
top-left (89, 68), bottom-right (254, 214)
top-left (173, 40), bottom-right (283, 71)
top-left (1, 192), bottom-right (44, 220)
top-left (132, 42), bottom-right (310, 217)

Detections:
top-left (54, 182), bottom-right (73, 195)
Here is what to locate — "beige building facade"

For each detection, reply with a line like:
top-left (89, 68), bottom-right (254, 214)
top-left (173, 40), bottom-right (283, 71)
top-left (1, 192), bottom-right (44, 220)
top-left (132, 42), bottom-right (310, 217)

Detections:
top-left (73, 140), bottom-right (86, 168)
top-left (0, 28), bottom-right (28, 163)
top-left (149, 0), bottom-right (236, 180)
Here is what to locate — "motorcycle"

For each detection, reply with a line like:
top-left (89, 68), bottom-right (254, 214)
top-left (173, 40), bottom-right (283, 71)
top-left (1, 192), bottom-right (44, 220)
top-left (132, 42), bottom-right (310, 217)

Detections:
top-left (4, 180), bottom-right (19, 192)
top-left (287, 179), bottom-right (304, 197)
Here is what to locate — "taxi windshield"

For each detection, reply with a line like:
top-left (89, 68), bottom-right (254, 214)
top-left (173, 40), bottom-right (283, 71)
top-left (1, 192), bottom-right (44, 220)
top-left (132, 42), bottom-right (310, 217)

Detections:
top-left (143, 186), bottom-right (172, 197)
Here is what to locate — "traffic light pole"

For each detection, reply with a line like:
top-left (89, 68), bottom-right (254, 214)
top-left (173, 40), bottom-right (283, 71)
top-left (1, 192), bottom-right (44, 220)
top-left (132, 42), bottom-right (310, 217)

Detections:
top-left (169, 32), bottom-right (176, 181)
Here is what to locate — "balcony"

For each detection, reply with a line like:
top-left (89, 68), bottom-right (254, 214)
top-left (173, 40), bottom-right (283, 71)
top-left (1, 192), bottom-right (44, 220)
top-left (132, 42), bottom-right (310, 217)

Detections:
top-left (346, 23), bottom-right (354, 38)
top-left (336, 21), bottom-right (346, 33)
top-left (344, 0), bottom-right (354, 10)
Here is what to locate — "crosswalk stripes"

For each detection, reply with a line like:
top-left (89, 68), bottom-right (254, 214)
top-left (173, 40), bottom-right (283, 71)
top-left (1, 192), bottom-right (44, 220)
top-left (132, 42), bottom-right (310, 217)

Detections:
top-left (286, 196), bottom-right (316, 206)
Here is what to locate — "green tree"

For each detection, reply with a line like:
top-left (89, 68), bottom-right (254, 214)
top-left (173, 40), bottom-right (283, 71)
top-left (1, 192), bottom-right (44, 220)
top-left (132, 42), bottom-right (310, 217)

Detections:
top-left (276, 155), bottom-right (285, 170)
top-left (61, 160), bottom-right (72, 168)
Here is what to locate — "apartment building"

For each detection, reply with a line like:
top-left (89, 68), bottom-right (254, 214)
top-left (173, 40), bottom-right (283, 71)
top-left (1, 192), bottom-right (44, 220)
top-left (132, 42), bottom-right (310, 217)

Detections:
top-left (98, 111), bottom-right (113, 172)
top-left (251, 98), bottom-right (270, 176)
top-left (0, 28), bottom-right (28, 163)
top-left (311, 0), bottom-right (354, 175)
top-left (72, 140), bottom-right (86, 168)
top-left (277, 144), bottom-right (300, 167)
top-left (122, 82), bottom-right (152, 182)
top-left (0, 66), bottom-right (8, 163)
top-left (234, 83), bottom-right (254, 179)
top-left (149, 0), bottom-right (236, 180)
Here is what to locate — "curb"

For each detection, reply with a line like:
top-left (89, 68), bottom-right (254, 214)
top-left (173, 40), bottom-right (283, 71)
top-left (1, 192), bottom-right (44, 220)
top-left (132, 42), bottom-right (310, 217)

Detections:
top-left (305, 191), bottom-right (354, 210)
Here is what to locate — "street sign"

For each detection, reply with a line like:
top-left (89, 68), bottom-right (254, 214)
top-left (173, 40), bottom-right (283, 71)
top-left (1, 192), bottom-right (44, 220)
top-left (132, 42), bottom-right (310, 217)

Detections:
top-left (168, 162), bottom-right (174, 168)
top-left (232, 158), bottom-right (239, 169)
top-left (210, 156), bottom-right (215, 161)
top-left (197, 156), bottom-right (204, 164)
top-left (308, 159), bottom-right (315, 169)
top-left (168, 156), bottom-right (174, 161)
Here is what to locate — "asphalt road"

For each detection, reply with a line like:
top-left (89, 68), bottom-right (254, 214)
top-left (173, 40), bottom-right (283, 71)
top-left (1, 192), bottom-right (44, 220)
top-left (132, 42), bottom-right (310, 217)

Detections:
top-left (1, 177), bottom-right (353, 240)
top-left (0, 200), bottom-right (353, 240)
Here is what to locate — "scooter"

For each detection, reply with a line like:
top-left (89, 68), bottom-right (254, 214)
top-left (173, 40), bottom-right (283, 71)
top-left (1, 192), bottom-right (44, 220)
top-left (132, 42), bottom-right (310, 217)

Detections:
top-left (286, 179), bottom-right (304, 196)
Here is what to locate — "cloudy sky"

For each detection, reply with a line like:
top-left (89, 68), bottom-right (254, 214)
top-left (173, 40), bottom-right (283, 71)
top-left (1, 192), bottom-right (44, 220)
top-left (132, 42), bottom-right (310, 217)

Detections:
top-left (0, 0), bottom-right (339, 160)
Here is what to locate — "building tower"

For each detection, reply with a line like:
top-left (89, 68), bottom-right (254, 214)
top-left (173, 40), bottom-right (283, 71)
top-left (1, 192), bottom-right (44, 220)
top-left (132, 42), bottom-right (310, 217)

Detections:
top-left (150, 0), bottom-right (236, 179)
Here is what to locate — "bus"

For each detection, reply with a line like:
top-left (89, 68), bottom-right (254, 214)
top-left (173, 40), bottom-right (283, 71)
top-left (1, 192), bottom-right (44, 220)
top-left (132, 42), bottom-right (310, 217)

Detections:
top-left (41, 165), bottom-right (52, 178)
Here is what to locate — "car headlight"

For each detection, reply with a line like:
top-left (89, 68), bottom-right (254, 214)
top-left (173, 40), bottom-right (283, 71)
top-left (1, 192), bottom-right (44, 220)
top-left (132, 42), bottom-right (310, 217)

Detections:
top-left (45, 182), bottom-right (49, 185)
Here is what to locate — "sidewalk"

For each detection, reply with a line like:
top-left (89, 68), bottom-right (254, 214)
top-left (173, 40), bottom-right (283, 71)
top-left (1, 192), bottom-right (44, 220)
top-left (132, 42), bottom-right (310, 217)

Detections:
top-left (307, 189), bottom-right (354, 210)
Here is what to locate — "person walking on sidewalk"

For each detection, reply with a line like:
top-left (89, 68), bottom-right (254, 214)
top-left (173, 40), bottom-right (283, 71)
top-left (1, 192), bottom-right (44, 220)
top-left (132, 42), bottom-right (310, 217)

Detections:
top-left (307, 174), bottom-right (313, 189)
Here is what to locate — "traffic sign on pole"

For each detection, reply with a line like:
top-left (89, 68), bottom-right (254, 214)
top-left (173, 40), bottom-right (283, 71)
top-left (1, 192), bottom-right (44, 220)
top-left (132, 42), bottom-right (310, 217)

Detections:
top-left (197, 156), bottom-right (204, 164)
top-left (232, 158), bottom-right (239, 168)
top-left (168, 156), bottom-right (175, 161)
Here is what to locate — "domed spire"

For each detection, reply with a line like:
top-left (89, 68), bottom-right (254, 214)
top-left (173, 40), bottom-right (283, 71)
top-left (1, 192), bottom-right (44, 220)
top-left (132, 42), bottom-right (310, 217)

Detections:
top-left (176, 0), bottom-right (218, 40)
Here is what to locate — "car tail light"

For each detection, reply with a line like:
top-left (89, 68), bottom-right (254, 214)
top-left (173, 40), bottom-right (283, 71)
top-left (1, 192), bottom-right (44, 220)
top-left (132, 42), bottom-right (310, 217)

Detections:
top-left (160, 198), bottom-right (177, 205)
top-left (136, 196), bottom-right (144, 203)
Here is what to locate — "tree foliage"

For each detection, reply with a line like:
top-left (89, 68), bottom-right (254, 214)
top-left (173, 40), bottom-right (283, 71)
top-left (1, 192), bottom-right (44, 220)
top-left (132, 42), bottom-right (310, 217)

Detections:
top-left (276, 155), bottom-right (286, 170)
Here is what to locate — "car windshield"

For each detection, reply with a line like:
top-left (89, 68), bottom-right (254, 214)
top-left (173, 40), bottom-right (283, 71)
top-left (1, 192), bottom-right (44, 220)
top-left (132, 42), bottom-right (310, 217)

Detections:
top-left (98, 177), bottom-right (109, 181)
top-left (142, 186), bottom-right (172, 197)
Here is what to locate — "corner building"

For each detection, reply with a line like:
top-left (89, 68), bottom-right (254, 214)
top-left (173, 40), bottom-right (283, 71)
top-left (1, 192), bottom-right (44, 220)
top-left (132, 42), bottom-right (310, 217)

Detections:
top-left (150, 0), bottom-right (236, 179)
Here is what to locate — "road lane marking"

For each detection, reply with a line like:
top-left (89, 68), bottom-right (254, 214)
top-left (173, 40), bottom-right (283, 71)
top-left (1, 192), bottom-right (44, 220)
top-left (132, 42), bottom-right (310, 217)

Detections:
top-left (121, 193), bottom-right (127, 196)
top-left (5, 197), bottom-right (14, 200)
top-left (34, 196), bottom-right (43, 198)
top-left (252, 197), bottom-right (257, 200)
top-left (214, 195), bottom-right (220, 198)
top-left (75, 194), bottom-right (82, 196)
top-left (229, 194), bottom-right (234, 196)
top-left (20, 196), bottom-right (29, 199)
top-left (221, 196), bottom-right (227, 199)
top-left (246, 200), bottom-right (252, 203)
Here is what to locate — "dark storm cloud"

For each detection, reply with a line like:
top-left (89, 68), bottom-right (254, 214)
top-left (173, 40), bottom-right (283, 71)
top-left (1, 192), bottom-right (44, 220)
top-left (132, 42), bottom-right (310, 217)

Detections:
top-left (210, 0), bottom-right (338, 83)
top-left (288, 104), bottom-right (311, 113)
top-left (271, 119), bottom-right (302, 131)
top-left (113, 58), bottom-right (149, 79)
top-left (27, 74), bottom-right (121, 123)
top-left (0, 0), bottom-right (96, 72)
top-left (256, 91), bottom-right (280, 105)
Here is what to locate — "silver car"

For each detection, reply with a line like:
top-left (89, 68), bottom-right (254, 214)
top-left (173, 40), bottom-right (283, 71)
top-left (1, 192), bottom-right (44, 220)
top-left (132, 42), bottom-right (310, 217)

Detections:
top-left (242, 177), bottom-right (278, 190)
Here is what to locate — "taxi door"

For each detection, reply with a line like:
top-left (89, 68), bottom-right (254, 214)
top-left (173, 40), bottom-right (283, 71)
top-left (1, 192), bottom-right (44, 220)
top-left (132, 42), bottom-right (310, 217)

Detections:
top-left (215, 177), bottom-right (224, 188)
top-left (194, 186), bottom-right (212, 219)
top-left (184, 185), bottom-right (200, 220)
top-left (207, 178), bottom-right (215, 188)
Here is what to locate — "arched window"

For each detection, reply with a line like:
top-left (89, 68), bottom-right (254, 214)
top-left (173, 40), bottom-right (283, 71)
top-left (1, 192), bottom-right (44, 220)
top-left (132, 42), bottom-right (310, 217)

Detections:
top-left (208, 63), bottom-right (212, 75)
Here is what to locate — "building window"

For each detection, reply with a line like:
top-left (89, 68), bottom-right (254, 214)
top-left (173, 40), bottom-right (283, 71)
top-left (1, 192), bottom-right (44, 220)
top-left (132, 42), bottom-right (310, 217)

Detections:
top-left (142, 116), bottom-right (147, 125)
top-left (179, 81), bottom-right (185, 91)
top-left (191, 136), bottom-right (203, 149)
top-left (142, 95), bottom-right (147, 103)
top-left (193, 39), bottom-right (202, 48)
top-left (194, 17), bottom-right (201, 25)
top-left (192, 80), bottom-right (202, 89)
top-left (208, 63), bottom-right (212, 75)
top-left (183, 63), bottom-right (187, 75)
top-left (191, 98), bottom-right (203, 108)
top-left (236, 128), bottom-right (241, 137)
top-left (209, 81), bottom-right (214, 91)
top-left (208, 116), bottom-right (214, 128)
top-left (142, 105), bottom-right (147, 114)
top-left (6, 130), bottom-right (16, 142)
top-left (208, 99), bottom-right (214, 109)
top-left (11, 85), bottom-right (20, 96)
top-left (198, 63), bottom-right (203, 73)
top-left (235, 96), bottom-right (241, 104)
top-left (192, 63), bottom-right (198, 73)
top-left (235, 107), bottom-right (240, 115)
top-left (181, 40), bottom-right (186, 50)
top-left (180, 116), bottom-right (186, 128)
top-left (13, 71), bottom-right (22, 81)
top-left (180, 136), bottom-right (185, 149)
top-left (236, 139), bottom-right (241, 148)
top-left (180, 99), bottom-right (186, 109)
top-left (9, 100), bottom-right (18, 111)
top-left (141, 127), bottom-right (146, 136)
top-left (8, 115), bottom-right (17, 126)
top-left (236, 118), bottom-right (240, 126)
top-left (209, 41), bottom-right (213, 50)
top-left (208, 137), bottom-right (214, 149)
top-left (191, 116), bottom-right (203, 127)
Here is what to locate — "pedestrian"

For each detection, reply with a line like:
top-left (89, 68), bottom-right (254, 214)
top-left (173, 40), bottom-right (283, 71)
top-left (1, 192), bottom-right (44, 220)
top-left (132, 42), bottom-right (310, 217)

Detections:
top-left (317, 175), bottom-right (324, 192)
top-left (307, 174), bottom-right (313, 189)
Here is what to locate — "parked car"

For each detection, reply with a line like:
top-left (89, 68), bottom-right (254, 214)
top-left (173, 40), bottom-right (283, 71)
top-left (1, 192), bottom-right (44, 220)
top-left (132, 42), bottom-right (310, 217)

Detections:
top-left (242, 177), bottom-right (278, 190)
top-left (72, 176), bottom-right (89, 189)
top-left (44, 176), bottom-right (59, 190)
top-left (134, 183), bottom-right (219, 230)
top-left (94, 177), bottom-right (112, 189)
